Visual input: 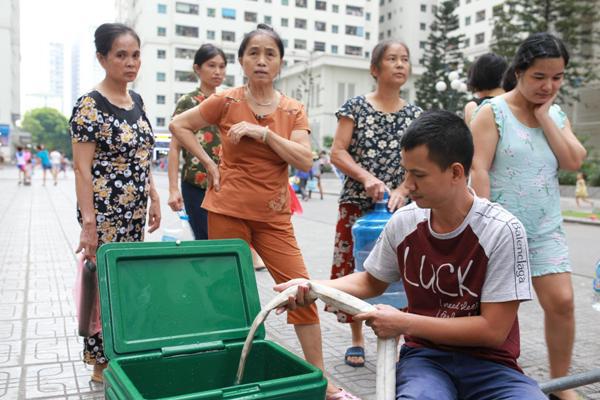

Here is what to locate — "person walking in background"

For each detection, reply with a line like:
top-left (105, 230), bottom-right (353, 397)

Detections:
top-left (49, 148), bottom-right (62, 186)
top-left (295, 168), bottom-right (311, 201)
top-left (15, 146), bottom-right (29, 185)
top-left (70, 23), bottom-right (161, 383)
top-left (575, 172), bottom-right (594, 208)
top-left (170, 24), bottom-right (358, 400)
top-left (167, 43), bottom-right (226, 239)
top-left (309, 151), bottom-right (324, 199)
top-left (463, 53), bottom-right (508, 124)
top-left (35, 144), bottom-right (52, 186)
top-left (470, 33), bottom-right (587, 400)
top-left (60, 155), bottom-right (69, 178)
top-left (328, 39), bottom-right (421, 368)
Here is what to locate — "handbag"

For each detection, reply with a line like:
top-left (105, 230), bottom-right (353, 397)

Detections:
top-left (73, 254), bottom-right (102, 337)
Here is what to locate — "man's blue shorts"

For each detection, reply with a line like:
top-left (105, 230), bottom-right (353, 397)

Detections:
top-left (396, 346), bottom-right (546, 400)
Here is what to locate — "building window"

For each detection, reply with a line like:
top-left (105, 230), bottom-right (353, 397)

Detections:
top-left (432, 5), bottom-right (437, 13)
top-left (420, 22), bottom-right (426, 30)
top-left (463, 38), bottom-right (470, 47)
top-left (157, 26), bottom-right (166, 36)
top-left (281, 18), bottom-right (289, 27)
top-left (332, 24), bottom-right (338, 33)
top-left (345, 25), bottom-right (363, 36)
top-left (331, 44), bottom-right (338, 54)
top-left (157, 95), bottom-right (166, 104)
top-left (207, 8), bottom-right (216, 17)
top-left (264, 15), bottom-right (272, 24)
top-left (175, 47), bottom-right (196, 59)
top-left (378, 32), bottom-right (384, 40)
top-left (295, 18), bottom-right (307, 29)
top-left (176, 25), bottom-right (198, 38)
top-left (379, 15), bottom-right (384, 23)
top-left (419, 41), bottom-right (426, 49)
top-left (465, 16), bottom-right (471, 26)
top-left (224, 75), bottom-right (235, 86)
top-left (420, 4), bottom-right (427, 12)
top-left (387, 12), bottom-right (391, 20)
top-left (157, 49), bottom-right (166, 59)
top-left (281, 0), bottom-right (289, 4)
top-left (222, 8), bottom-right (236, 19)
top-left (316, 0), bottom-right (326, 10)
top-left (296, 0), bottom-right (307, 7)
top-left (175, 2), bottom-right (198, 14)
top-left (475, 9), bottom-right (485, 22)
top-left (156, 72), bottom-right (166, 82)
top-left (207, 30), bottom-right (215, 40)
top-left (366, 12), bottom-right (371, 21)
top-left (332, 4), bottom-right (339, 13)
top-left (314, 41), bottom-right (326, 52)
top-left (387, 29), bottom-right (391, 38)
top-left (346, 5), bottom-right (363, 16)
top-left (245, 11), bottom-right (257, 22)
top-left (345, 45), bottom-right (362, 56)
top-left (315, 21), bottom-right (326, 31)
top-left (294, 39), bottom-right (307, 49)
top-left (225, 53), bottom-right (236, 64)
top-left (379, 0), bottom-right (384, 5)
top-left (283, 39), bottom-right (288, 48)
top-left (175, 70), bottom-right (196, 82)
top-left (157, 3), bottom-right (167, 13)
top-left (222, 31), bottom-right (236, 42)
top-left (365, 32), bottom-right (370, 40)
top-left (156, 117), bottom-right (166, 127)
top-left (475, 32), bottom-right (485, 44)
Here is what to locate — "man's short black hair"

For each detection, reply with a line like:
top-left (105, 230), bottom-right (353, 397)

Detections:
top-left (400, 110), bottom-right (473, 173)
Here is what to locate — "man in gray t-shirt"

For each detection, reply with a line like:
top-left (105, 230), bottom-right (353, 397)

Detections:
top-left (276, 110), bottom-right (546, 399)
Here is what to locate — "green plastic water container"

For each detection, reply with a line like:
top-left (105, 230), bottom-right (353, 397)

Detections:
top-left (96, 239), bottom-right (327, 399)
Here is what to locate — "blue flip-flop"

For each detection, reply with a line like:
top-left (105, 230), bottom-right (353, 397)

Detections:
top-left (344, 346), bottom-right (365, 367)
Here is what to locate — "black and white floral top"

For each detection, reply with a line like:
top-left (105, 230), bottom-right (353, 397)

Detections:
top-left (337, 95), bottom-right (422, 211)
top-left (69, 90), bottom-right (155, 245)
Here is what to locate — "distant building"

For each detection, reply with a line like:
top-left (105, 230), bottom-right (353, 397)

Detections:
top-left (0, 0), bottom-right (21, 159)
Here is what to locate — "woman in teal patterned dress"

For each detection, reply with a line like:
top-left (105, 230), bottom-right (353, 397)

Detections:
top-left (70, 23), bottom-right (161, 383)
top-left (471, 33), bottom-right (586, 400)
top-left (167, 44), bottom-right (226, 240)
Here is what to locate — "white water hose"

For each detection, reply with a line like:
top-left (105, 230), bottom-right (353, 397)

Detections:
top-left (235, 282), bottom-right (396, 400)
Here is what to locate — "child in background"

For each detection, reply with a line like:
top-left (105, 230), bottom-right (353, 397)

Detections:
top-left (575, 172), bottom-right (594, 208)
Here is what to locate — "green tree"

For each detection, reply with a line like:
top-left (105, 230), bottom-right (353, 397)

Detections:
top-left (21, 107), bottom-right (71, 156)
top-left (491, 0), bottom-right (599, 103)
top-left (415, 0), bottom-right (468, 113)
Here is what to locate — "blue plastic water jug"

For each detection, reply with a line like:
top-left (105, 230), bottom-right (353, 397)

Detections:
top-left (352, 193), bottom-right (408, 309)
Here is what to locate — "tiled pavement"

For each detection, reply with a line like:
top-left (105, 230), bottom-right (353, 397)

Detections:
top-left (0, 166), bottom-right (599, 399)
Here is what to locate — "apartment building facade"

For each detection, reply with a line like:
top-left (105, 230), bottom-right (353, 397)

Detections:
top-left (116, 0), bottom-right (379, 138)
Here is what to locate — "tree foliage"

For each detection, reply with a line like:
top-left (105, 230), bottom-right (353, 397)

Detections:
top-left (491, 0), bottom-right (599, 104)
top-left (21, 108), bottom-right (71, 156)
top-left (415, 0), bottom-right (468, 113)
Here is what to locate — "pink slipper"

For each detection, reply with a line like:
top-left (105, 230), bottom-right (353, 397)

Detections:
top-left (326, 388), bottom-right (362, 400)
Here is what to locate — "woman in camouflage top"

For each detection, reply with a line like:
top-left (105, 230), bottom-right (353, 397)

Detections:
top-left (167, 44), bottom-right (226, 239)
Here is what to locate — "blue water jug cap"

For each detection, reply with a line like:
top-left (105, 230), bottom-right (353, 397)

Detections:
top-left (178, 211), bottom-right (190, 221)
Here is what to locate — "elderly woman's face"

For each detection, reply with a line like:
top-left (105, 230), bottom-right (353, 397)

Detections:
top-left (239, 34), bottom-right (281, 85)
top-left (98, 33), bottom-right (141, 83)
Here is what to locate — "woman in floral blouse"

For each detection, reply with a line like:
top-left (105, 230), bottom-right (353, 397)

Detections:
top-left (329, 40), bottom-right (421, 368)
top-left (167, 44), bottom-right (226, 240)
top-left (70, 23), bottom-right (160, 383)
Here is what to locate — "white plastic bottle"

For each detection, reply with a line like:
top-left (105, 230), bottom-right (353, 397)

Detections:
top-left (161, 211), bottom-right (193, 242)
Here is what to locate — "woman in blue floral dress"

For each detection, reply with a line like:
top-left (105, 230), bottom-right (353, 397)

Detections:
top-left (471, 33), bottom-right (586, 400)
top-left (70, 23), bottom-right (161, 383)
top-left (328, 40), bottom-right (421, 367)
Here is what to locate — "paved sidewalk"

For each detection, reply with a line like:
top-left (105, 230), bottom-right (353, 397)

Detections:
top-left (0, 167), bottom-right (599, 399)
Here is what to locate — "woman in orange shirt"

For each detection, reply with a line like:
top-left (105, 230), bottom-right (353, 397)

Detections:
top-left (170, 24), bottom-right (357, 400)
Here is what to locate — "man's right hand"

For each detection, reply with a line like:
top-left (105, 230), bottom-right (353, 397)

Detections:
top-left (273, 279), bottom-right (312, 314)
top-left (168, 190), bottom-right (184, 211)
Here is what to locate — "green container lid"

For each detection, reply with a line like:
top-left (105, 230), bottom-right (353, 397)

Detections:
top-left (96, 239), bottom-right (264, 361)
